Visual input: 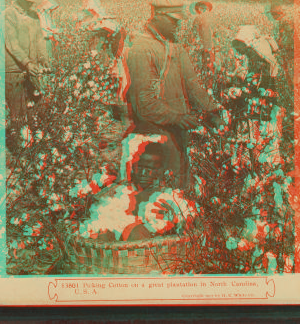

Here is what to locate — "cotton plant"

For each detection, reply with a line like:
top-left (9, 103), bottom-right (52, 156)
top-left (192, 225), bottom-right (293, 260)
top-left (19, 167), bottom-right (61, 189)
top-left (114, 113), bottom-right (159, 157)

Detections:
top-left (221, 170), bottom-right (294, 274)
top-left (6, 16), bottom-right (123, 275)
top-left (6, 2), bottom-right (296, 275)
top-left (186, 71), bottom-right (294, 274)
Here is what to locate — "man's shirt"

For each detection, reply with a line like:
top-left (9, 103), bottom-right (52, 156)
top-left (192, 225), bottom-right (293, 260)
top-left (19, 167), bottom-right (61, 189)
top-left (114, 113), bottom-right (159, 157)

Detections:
top-left (192, 15), bottom-right (213, 51)
top-left (125, 27), bottom-right (216, 132)
top-left (5, 4), bottom-right (48, 73)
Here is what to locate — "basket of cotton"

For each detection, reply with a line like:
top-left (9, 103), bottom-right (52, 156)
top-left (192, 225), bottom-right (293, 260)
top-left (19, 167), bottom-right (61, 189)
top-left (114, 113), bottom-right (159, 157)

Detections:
top-left (67, 184), bottom-right (202, 274)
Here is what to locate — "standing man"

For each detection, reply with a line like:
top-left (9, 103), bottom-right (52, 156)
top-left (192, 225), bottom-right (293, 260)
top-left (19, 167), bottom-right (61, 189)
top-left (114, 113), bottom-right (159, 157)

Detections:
top-left (125, 0), bottom-right (223, 189)
top-left (5, 0), bottom-right (48, 148)
top-left (189, 1), bottom-right (214, 66)
top-left (77, 1), bottom-right (130, 130)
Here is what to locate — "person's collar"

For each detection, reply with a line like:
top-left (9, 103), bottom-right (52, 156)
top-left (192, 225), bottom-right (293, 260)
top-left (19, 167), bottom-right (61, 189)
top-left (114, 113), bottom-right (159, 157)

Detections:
top-left (13, 2), bottom-right (36, 17)
top-left (146, 22), bottom-right (169, 44)
top-left (13, 2), bottom-right (27, 15)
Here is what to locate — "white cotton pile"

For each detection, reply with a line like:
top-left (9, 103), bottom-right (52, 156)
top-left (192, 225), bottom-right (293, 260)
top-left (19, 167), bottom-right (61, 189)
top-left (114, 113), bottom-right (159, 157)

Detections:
top-left (138, 188), bottom-right (197, 234)
top-left (79, 185), bottom-right (140, 240)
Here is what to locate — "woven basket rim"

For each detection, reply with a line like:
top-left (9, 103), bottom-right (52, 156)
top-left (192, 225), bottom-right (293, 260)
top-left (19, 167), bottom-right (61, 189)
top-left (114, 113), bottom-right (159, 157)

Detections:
top-left (71, 233), bottom-right (195, 251)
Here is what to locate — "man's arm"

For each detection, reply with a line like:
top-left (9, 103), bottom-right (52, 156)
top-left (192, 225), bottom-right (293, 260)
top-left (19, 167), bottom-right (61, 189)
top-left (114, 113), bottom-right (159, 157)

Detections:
top-left (35, 19), bottom-right (49, 66)
top-left (180, 47), bottom-right (216, 112)
top-left (180, 48), bottom-right (225, 129)
top-left (198, 16), bottom-right (213, 51)
top-left (126, 45), bottom-right (184, 126)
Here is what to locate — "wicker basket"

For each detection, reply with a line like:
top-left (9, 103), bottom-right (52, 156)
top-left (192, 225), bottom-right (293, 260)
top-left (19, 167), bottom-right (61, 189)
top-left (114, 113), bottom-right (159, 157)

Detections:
top-left (68, 234), bottom-right (192, 274)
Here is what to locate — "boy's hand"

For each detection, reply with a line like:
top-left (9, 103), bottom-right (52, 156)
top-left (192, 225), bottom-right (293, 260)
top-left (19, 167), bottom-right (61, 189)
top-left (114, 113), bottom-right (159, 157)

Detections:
top-left (151, 199), bottom-right (176, 221)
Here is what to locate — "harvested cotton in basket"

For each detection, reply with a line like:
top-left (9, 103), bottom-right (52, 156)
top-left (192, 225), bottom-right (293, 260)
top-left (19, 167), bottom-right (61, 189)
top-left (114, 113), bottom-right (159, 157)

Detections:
top-left (79, 184), bottom-right (142, 240)
top-left (138, 188), bottom-right (198, 235)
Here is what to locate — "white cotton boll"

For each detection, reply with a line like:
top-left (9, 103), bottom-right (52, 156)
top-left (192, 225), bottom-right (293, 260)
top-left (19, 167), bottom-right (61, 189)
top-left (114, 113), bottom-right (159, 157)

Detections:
top-left (84, 90), bottom-right (91, 98)
top-left (93, 172), bottom-right (115, 187)
top-left (49, 193), bottom-right (60, 202)
top-left (75, 82), bottom-right (82, 89)
top-left (266, 252), bottom-right (277, 274)
top-left (63, 130), bottom-right (72, 142)
top-left (82, 184), bottom-right (92, 195)
top-left (93, 94), bottom-right (100, 100)
top-left (242, 218), bottom-right (258, 242)
top-left (52, 147), bottom-right (60, 157)
top-left (91, 50), bottom-right (98, 58)
top-left (284, 254), bottom-right (294, 273)
top-left (51, 203), bottom-right (62, 211)
top-left (21, 125), bottom-right (34, 147)
top-left (79, 222), bottom-right (89, 238)
top-left (259, 139), bottom-right (281, 165)
top-left (192, 125), bottom-right (207, 135)
top-left (21, 125), bottom-right (32, 140)
top-left (83, 62), bottom-right (91, 69)
top-left (88, 81), bottom-right (95, 88)
top-left (35, 130), bottom-right (44, 140)
top-left (226, 237), bottom-right (238, 250)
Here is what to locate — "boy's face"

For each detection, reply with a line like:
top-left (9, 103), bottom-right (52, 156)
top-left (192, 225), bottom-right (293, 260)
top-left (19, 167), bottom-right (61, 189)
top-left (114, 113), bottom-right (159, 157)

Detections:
top-left (132, 153), bottom-right (164, 190)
